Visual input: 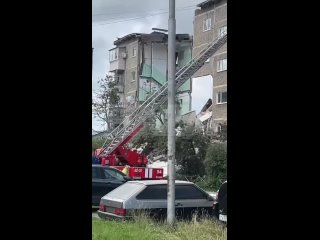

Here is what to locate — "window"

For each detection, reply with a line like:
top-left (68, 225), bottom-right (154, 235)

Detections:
top-left (103, 169), bottom-right (125, 181)
top-left (92, 167), bottom-right (101, 179)
top-left (217, 91), bottom-right (227, 104)
top-left (218, 26), bottom-right (227, 37)
top-left (136, 185), bottom-right (167, 200)
top-left (217, 58), bottom-right (227, 72)
top-left (131, 71), bottom-right (136, 81)
top-left (132, 47), bottom-right (137, 57)
top-left (203, 18), bottom-right (212, 31)
top-left (176, 185), bottom-right (207, 200)
top-left (109, 48), bottom-right (118, 62)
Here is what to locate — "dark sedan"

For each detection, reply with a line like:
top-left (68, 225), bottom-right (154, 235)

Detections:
top-left (92, 165), bottom-right (131, 207)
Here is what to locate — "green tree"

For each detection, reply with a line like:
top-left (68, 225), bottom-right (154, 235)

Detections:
top-left (131, 124), bottom-right (167, 155)
top-left (92, 138), bottom-right (106, 151)
top-left (204, 143), bottom-right (227, 189)
top-left (175, 124), bottom-right (210, 177)
top-left (92, 75), bottom-right (122, 130)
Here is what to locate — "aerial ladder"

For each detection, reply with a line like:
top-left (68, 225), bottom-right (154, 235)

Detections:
top-left (96, 33), bottom-right (227, 179)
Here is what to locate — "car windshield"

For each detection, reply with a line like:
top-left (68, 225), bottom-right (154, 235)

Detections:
top-left (103, 168), bottom-right (126, 181)
top-left (106, 182), bottom-right (145, 200)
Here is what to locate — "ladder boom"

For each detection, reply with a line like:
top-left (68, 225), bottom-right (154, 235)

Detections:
top-left (99, 34), bottom-right (227, 156)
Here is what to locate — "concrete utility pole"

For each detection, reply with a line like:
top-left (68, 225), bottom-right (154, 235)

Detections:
top-left (167, 0), bottom-right (176, 225)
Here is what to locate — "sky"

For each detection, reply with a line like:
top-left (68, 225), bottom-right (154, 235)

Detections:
top-left (92, 0), bottom-right (209, 131)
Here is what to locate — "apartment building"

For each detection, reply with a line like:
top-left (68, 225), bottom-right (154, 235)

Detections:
top-left (192, 0), bottom-right (227, 133)
top-left (108, 31), bottom-right (193, 128)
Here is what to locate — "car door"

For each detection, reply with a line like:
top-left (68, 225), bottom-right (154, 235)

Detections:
top-left (101, 168), bottom-right (126, 192)
top-left (175, 185), bottom-right (214, 218)
top-left (92, 167), bottom-right (107, 206)
top-left (135, 185), bottom-right (167, 217)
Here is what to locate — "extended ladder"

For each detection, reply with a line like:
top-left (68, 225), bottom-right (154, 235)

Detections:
top-left (99, 33), bottom-right (227, 156)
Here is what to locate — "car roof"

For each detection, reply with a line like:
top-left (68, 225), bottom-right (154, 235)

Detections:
top-left (92, 165), bottom-right (112, 168)
top-left (127, 180), bottom-right (193, 186)
top-left (92, 165), bottom-right (123, 172)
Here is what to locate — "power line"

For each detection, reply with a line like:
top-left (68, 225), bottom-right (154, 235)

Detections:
top-left (93, 6), bottom-right (197, 26)
top-left (92, 4), bottom-right (196, 17)
top-left (93, 6), bottom-right (196, 23)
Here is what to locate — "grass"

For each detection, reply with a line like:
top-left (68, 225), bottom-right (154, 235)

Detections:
top-left (92, 214), bottom-right (227, 240)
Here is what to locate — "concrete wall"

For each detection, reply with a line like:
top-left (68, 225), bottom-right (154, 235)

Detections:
top-left (192, 0), bottom-right (227, 132)
top-left (117, 39), bottom-right (139, 106)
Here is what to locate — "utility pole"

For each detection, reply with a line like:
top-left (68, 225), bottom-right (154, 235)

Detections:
top-left (167, 0), bottom-right (176, 225)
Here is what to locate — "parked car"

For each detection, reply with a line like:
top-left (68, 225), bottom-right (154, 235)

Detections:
top-left (98, 180), bottom-right (215, 220)
top-left (92, 165), bottom-right (131, 207)
top-left (213, 181), bottom-right (227, 223)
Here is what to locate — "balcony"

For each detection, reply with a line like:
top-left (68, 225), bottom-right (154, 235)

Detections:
top-left (109, 47), bottom-right (126, 72)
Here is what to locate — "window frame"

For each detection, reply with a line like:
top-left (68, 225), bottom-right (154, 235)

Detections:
top-left (217, 58), bottom-right (227, 72)
top-left (132, 47), bottom-right (137, 57)
top-left (131, 71), bottom-right (136, 82)
top-left (216, 91), bottom-right (227, 104)
top-left (218, 26), bottom-right (227, 37)
top-left (203, 18), bottom-right (212, 32)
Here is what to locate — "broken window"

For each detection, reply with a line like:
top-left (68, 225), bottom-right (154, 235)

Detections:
top-left (109, 48), bottom-right (119, 62)
top-left (218, 26), bottom-right (227, 37)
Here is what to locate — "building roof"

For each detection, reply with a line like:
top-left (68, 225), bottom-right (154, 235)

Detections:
top-left (114, 33), bottom-right (143, 45)
top-left (197, 0), bottom-right (216, 9)
top-left (114, 32), bottom-right (191, 45)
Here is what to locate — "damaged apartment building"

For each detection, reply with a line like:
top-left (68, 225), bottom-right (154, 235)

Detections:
top-left (193, 0), bottom-right (227, 133)
top-left (108, 31), bottom-right (193, 128)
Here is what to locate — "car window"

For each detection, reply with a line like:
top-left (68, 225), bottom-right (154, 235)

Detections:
top-left (107, 182), bottom-right (145, 200)
top-left (136, 185), bottom-right (167, 200)
top-left (92, 167), bottom-right (100, 179)
top-left (176, 185), bottom-right (207, 200)
top-left (103, 168), bottom-right (125, 181)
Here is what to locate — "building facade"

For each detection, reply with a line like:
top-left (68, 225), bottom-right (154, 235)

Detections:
top-left (108, 31), bottom-right (193, 128)
top-left (192, 0), bottom-right (227, 133)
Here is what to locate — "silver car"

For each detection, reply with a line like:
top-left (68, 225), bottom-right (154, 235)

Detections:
top-left (98, 180), bottom-right (215, 220)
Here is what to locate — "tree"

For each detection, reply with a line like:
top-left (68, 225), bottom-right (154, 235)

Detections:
top-left (131, 124), bottom-right (168, 155)
top-left (204, 143), bottom-right (227, 189)
top-left (92, 138), bottom-right (106, 151)
top-left (175, 124), bottom-right (210, 177)
top-left (132, 121), bottom-right (211, 178)
top-left (212, 123), bottom-right (227, 142)
top-left (92, 75), bottom-right (122, 130)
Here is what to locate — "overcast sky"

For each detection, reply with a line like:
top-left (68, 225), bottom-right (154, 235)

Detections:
top-left (92, 0), bottom-right (210, 130)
